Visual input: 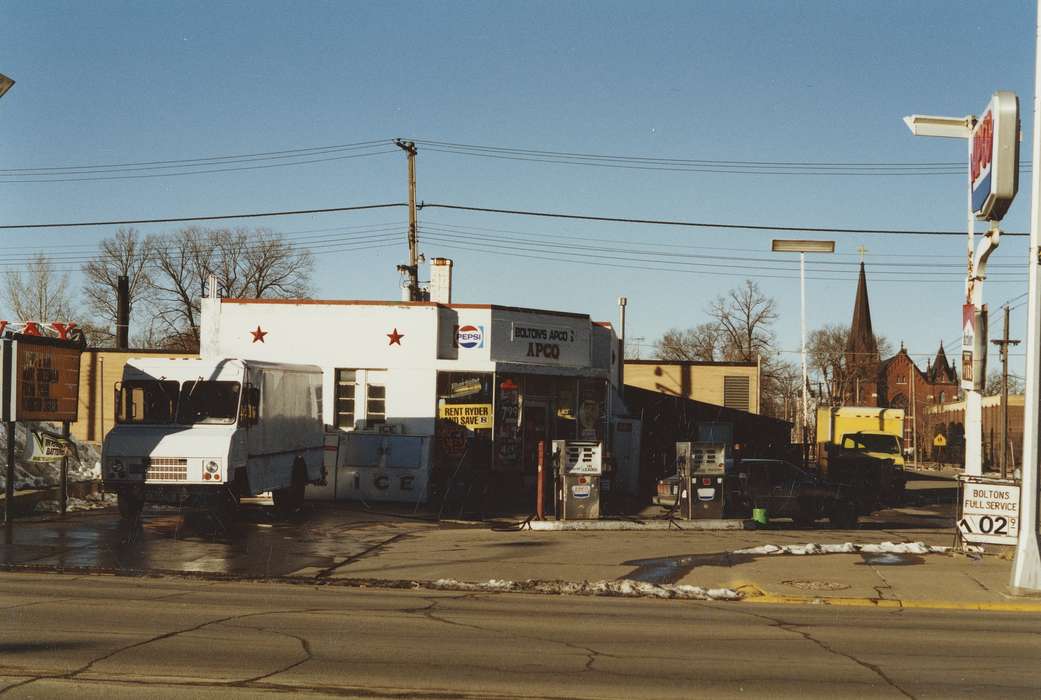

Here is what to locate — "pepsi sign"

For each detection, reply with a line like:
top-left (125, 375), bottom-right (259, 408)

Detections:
top-left (456, 324), bottom-right (484, 349)
top-left (970, 92), bottom-right (1019, 222)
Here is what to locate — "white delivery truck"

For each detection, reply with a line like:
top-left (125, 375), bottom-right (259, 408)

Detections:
top-left (102, 357), bottom-right (324, 521)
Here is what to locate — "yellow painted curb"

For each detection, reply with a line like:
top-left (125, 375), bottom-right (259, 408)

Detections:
top-left (735, 584), bottom-right (1041, 612)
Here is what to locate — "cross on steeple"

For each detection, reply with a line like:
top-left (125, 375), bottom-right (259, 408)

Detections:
top-left (857, 245), bottom-right (868, 262)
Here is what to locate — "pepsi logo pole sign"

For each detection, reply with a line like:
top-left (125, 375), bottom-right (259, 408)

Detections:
top-left (970, 91), bottom-right (1020, 222)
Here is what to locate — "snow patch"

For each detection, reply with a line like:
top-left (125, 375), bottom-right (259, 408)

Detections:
top-left (732, 541), bottom-right (982, 556)
top-left (0, 422), bottom-right (101, 491)
top-left (426, 578), bottom-right (741, 600)
top-left (34, 492), bottom-right (116, 513)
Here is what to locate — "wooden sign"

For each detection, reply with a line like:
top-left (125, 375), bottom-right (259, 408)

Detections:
top-left (1, 335), bottom-right (83, 422)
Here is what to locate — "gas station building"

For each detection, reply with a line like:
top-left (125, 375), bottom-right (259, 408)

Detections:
top-left (199, 297), bottom-right (638, 507)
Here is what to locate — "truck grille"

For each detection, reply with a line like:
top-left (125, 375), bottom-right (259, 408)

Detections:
top-left (145, 457), bottom-right (188, 481)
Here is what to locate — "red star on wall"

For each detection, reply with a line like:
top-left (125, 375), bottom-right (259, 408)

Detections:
top-left (251, 326), bottom-right (268, 343)
top-left (387, 328), bottom-right (404, 346)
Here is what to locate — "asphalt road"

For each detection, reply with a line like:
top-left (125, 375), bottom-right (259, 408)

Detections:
top-left (0, 572), bottom-right (1037, 699)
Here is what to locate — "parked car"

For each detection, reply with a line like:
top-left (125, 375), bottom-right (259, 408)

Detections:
top-left (655, 458), bottom-right (859, 527)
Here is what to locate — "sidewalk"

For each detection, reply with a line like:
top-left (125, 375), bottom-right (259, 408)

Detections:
top-left (291, 512), bottom-right (1041, 611)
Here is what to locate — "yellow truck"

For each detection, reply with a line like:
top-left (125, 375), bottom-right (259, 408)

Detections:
top-left (816, 406), bottom-right (905, 467)
top-left (816, 406), bottom-right (907, 509)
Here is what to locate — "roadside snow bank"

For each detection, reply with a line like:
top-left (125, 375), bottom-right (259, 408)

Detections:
top-left (426, 578), bottom-right (741, 600)
top-left (732, 541), bottom-right (981, 556)
top-left (0, 422), bottom-right (101, 491)
top-left (34, 492), bottom-right (116, 513)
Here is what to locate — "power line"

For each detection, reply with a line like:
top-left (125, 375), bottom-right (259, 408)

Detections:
top-left (420, 217), bottom-right (1031, 261)
top-left (420, 222), bottom-right (1026, 274)
top-left (0, 203), bottom-right (407, 230)
top-left (421, 202), bottom-right (1029, 237)
top-left (0, 148), bottom-right (397, 184)
top-left (421, 226), bottom-right (1026, 279)
top-left (0, 138), bottom-right (391, 173)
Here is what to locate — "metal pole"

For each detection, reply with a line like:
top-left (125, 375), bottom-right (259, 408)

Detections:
top-left (800, 252), bottom-right (809, 464)
top-left (1000, 306), bottom-right (1012, 479)
top-left (965, 134), bottom-right (984, 477)
top-left (1011, 0), bottom-right (1041, 592)
top-left (618, 296), bottom-right (627, 393)
top-left (536, 439), bottom-right (544, 521)
top-left (4, 422), bottom-right (14, 525)
top-left (395, 139), bottom-right (420, 301)
top-left (60, 421), bottom-right (69, 516)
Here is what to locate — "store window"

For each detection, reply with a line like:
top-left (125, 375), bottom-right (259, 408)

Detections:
top-left (366, 384), bottom-right (386, 424)
top-left (335, 369), bottom-right (357, 429)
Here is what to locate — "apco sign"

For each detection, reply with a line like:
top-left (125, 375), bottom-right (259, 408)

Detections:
top-left (1, 334), bottom-right (83, 423)
top-left (970, 91), bottom-right (1020, 221)
top-left (511, 323), bottom-right (577, 361)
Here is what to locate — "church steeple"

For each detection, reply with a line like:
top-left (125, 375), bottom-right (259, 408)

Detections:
top-left (846, 262), bottom-right (878, 358)
top-left (843, 261), bottom-right (881, 406)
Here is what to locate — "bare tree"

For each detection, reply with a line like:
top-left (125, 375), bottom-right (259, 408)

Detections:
top-left (809, 323), bottom-right (893, 402)
top-left (708, 280), bottom-right (777, 362)
top-left (81, 228), bottom-right (154, 345)
top-left (984, 370), bottom-right (1024, 397)
top-left (653, 323), bottom-right (721, 361)
top-left (766, 360), bottom-right (802, 422)
top-left (4, 253), bottom-right (77, 323)
top-left (146, 227), bottom-right (314, 350)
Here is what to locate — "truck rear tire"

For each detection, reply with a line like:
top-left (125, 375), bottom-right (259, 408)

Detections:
top-left (273, 461), bottom-right (306, 516)
top-left (829, 500), bottom-right (858, 529)
top-left (117, 491), bottom-right (143, 522)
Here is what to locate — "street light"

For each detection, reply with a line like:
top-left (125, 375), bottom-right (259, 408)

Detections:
top-left (771, 239), bottom-right (835, 460)
top-left (0, 74), bottom-right (14, 100)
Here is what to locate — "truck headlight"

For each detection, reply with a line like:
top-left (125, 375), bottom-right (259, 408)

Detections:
top-left (205, 461), bottom-right (220, 474)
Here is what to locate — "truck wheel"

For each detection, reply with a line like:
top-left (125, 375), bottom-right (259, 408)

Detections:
top-left (117, 491), bottom-right (143, 522)
top-left (273, 461), bottom-right (306, 516)
top-left (793, 508), bottom-right (816, 528)
top-left (829, 500), bottom-right (858, 529)
top-left (212, 488), bottom-right (240, 523)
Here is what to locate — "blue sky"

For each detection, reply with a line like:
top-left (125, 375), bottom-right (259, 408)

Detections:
top-left (1, 1), bottom-right (1038, 373)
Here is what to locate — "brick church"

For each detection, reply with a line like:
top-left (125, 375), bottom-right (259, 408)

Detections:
top-left (842, 262), bottom-right (959, 410)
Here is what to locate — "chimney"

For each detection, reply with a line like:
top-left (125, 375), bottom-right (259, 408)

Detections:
top-left (116, 275), bottom-right (130, 350)
top-left (429, 258), bottom-right (453, 304)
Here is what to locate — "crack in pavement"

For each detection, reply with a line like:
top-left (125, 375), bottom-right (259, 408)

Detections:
top-left (406, 595), bottom-right (617, 676)
top-left (0, 606), bottom-right (338, 697)
top-left (706, 604), bottom-right (915, 699)
top-left (221, 620), bottom-right (314, 685)
top-left (870, 566), bottom-right (897, 603)
top-left (314, 533), bottom-right (410, 579)
top-left (0, 597), bottom-right (75, 612)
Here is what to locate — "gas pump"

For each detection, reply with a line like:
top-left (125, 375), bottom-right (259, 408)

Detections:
top-left (675, 442), bottom-right (726, 519)
top-left (553, 440), bottom-right (603, 520)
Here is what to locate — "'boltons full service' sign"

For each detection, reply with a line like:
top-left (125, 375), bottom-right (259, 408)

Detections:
top-left (970, 91), bottom-right (1020, 222)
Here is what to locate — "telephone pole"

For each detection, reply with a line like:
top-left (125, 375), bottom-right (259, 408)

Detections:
top-left (394, 139), bottom-right (421, 301)
top-left (992, 304), bottom-right (1021, 479)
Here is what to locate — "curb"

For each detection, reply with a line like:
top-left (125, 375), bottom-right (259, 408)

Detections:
top-left (526, 518), bottom-right (753, 531)
top-left (735, 585), bottom-right (1041, 612)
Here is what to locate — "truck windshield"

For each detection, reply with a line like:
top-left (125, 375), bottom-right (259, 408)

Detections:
top-left (117, 380), bottom-right (179, 424)
top-left (844, 434), bottom-right (901, 454)
top-left (176, 381), bottom-right (241, 425)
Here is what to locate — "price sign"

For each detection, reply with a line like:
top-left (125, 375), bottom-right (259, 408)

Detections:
top-left (957, 477), bottom-right (1020, 545)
